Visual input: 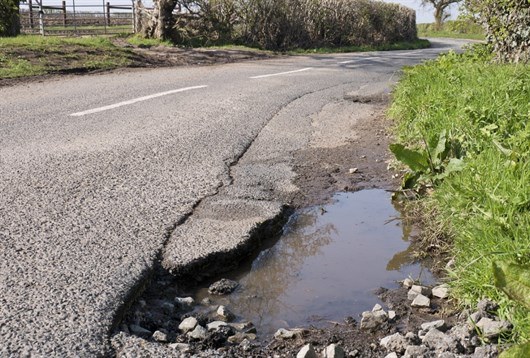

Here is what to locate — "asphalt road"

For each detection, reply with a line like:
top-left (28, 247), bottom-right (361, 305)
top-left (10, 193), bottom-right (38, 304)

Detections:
top-left (0, 38), bottom-right (468, 356)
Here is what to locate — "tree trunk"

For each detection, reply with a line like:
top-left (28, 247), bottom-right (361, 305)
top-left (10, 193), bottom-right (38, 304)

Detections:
top-left (434, 5), bottom-right (444, 30)
top-left (135, 0), bottom-right (179, 40)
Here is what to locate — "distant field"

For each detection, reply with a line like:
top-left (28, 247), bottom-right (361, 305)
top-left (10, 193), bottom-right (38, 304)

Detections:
top-left (418, 20), bottom-right (485, 41)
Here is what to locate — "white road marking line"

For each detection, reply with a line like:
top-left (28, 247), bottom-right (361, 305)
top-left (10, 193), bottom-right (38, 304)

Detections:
top-left (338, 57), bottom-right (378, 64)
top-left (70, 85), bottom-right (208, 117)
top-left (250, 67), bottom-right (313, 79)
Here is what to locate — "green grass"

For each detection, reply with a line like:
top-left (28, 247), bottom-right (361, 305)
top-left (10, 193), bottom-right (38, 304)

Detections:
top-left (389, 45), bottom-right (530, 345)
top-left (418, 20), bottom-right (485, 41)
top-left (288, 39), bottom-right (430, 55)
top-left (0, 35), bottom-right (134, 78)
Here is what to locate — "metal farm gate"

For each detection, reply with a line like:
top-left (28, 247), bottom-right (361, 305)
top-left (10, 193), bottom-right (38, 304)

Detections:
top-left (19, 0), bottom-right (137, 36)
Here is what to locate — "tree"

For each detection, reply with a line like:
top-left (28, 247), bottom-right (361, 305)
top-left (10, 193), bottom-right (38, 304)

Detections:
top-left (135, 0), bottom-right (180, 40)
top-left (421, 0), bottom-right (461, 30)
top-left (0, 0), bottom-right (21, 36)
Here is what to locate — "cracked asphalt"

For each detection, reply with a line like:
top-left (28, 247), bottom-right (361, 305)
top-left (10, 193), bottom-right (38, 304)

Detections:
top-left (0, 38), bottom-right (468, 356)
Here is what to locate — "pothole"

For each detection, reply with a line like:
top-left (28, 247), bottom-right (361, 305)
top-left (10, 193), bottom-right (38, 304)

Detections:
top-left (193, 189), bottom-right (433, 336)
top-left (117, 189), bottom-right (433, 351)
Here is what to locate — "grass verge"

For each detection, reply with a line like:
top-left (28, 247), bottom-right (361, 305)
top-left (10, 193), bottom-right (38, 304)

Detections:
top-left (389, 44), bottom-right (530, 345)
top-left (0, 35), bottom-right (135, 79)
top-left (289, 39), bottom-right (430, 55)
top-left (418, 20), bottom-right (485, 41)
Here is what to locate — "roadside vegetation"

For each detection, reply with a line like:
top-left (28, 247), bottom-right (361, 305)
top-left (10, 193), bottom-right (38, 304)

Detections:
top-left (389, 39), bottom-right (529, 353)
top-left (390, 4), bottom-right (530, 352)
top-left (0, 35), bottom-right (135, 78)
top-left (417, 19), bottom-right (485, 40)
top-left (137, 0), bottom-right (418, 50)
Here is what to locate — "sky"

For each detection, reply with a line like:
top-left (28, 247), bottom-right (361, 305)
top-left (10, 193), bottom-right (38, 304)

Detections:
top-left (23, 0), bottom-right (462, 25)
top-left (381, 0), bottom-right (461, 23)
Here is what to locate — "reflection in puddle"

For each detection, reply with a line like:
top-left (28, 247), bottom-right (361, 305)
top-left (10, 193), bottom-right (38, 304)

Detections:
top-left (195, 189), bottom-right (433, 336)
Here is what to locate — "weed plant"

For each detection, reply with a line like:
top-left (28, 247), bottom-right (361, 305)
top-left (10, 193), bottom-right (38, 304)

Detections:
top-left (389, 44), bottom-right (530, 343)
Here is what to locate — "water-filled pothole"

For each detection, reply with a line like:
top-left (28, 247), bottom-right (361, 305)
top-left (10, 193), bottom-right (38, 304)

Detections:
top-left (193, 189), bottom-right (433, 336)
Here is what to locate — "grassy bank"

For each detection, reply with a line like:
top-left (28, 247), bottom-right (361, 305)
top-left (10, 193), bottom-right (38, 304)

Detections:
top-left (1, 35), bottom-right (429, 80)
top-left (289, 39), bottom-right (430, 55)
top-left (418, 20), bottom-right (485, 40)
top-left (389, 45), bottom-right (530, 345)
top-left (0, 35), bottom-right (135, 79)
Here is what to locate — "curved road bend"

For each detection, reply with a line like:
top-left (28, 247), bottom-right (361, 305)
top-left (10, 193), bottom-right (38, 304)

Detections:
top-left (0, 38), bottom-right (467, 356)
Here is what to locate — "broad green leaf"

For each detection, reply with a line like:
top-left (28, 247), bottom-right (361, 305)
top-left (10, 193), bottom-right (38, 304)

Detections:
top-left (432, 158), bottom-right (465, 181)
top-left (492, 261), bottom-right (530, 309)
top-left (389, 144), bottom-right (429, 172)
top-left (433, 130), bottom-right (448, 160)
top-left (499, 342), bottom-right (530, 358)
top-left (445, 158), bottom-right (465, 173)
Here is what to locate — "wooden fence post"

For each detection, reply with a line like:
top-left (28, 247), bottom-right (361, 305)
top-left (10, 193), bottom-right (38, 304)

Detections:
top-left (106, 2), bottom-right (111, 26)
top-left (29, 0), bottom-right (34, 29)
top-left (39, 9), bottom-right (44, 36)
top-left (62, 1), bottom-right (67, 27)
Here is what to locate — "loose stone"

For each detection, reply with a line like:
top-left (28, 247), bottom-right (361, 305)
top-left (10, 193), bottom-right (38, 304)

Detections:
top-left (384, 353), bottom-right (398, 358)
top-left (324, 343), bottom-right (345, 358)
top-left (175, 296), bottom-right (195, 311)
top-left (217, 305), bottom-right (236, 322)
top-left (297, 343), bottom-right (318, 358)
top-left (448, 324), bottom-right (477, 351)
top-left (349, 168), bottom-right (358, 174)
top-left (169, 343), bottom-right (191, 353)
top-left (274, 328), bottom-right (302, 339)
top-left (348, 349), bottom-right (360, 357)
top-left (240, 338), bottom-right (252, 351)
top-left (372, 303), bottom-right (384, 312)
top-left (405, 332), bottom-right (420, 345)
top-left (403, 345), bottom-right (430, 357)
top-left (388, 310), bottom-right (397, 321)
top-left (152, 330), bottom-right (168, 342)
top-left (227, 333), bottom-right (257, 344)
top-left (475, 317), bottom-right (512, 339)
top-left (473, 345), bottom-right (499, 357)
top-left (178, 316), bottom-right (198, 333)
top-left (380, 333), bottom-right (408, 354)
top-left (422, 329), bottom-right (463, 354)
top-left (208, 278), bottom-right (239, 295)
top-left (360, 309), bottom-right (388, 330)
top-left (402, 278), bottom-right (415, 288)
top-left (207, 321), bottom-right (228, 331)
top-left (468, 311), bottom-right (483, 325)
top-left (421, 320), bottom-right (447, 332)
top-left (410, 285), bottom-right (432, 297)
top-left (407, 290), bottom-right (420, 301)
top-left (187, 325), bottom-right (208, 340)
top-left (432, 284), bottom-right (450, 299)
top-left (477, 300), bottom-right (499, 315)
top-left (411, 294), bottom-right (431, 308)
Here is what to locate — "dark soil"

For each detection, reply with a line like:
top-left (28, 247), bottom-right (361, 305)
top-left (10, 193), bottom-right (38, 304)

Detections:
top-left (292, 96), bottom-right (398, 208)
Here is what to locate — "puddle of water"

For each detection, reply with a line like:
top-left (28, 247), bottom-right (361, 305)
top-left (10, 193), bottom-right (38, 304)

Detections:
top-left (195, 189), bottom-right (433, 336)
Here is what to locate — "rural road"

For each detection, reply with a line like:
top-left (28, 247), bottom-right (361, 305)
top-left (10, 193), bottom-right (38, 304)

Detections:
top-left (0, 38), bottom-right (468, 356)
